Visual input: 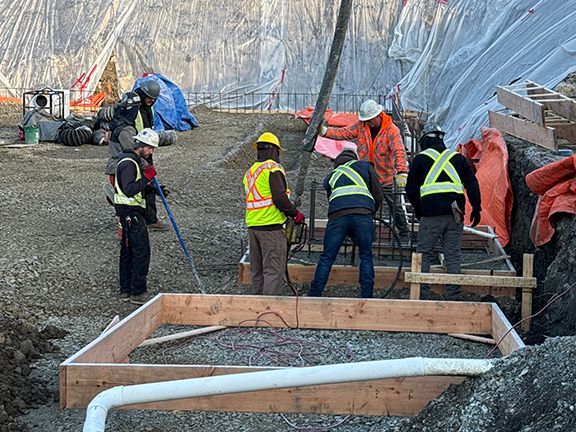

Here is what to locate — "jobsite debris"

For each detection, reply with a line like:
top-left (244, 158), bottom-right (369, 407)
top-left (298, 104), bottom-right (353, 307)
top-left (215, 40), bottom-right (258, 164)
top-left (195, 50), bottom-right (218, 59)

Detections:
top-left (1, 1), bottom-right (576, 431)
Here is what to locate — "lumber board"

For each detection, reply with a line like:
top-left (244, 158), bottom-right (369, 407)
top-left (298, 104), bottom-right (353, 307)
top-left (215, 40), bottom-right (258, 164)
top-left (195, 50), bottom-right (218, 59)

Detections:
top-left (62, 363), bottom-right (464, 415)
top-left (59, 364), bottom-right (67, 409)
top-left (61, 295), bottom-right (163, 364)
top-left (551, 124), bottom-right (576, 143)
top-left (161, 294), bottom-right (493, 335)
top-left (491, 304), bottom-right (525, 356)
top-left (496, 86), bottom-right (545, 125)
top-left (528, 83), bottom-right (576, 122)
top-left (489, 111), bottom-right (557, 150)
top-left (405, 272), bottom-right (536, 288)
top-left (239, 262), bottom-right (516, 295)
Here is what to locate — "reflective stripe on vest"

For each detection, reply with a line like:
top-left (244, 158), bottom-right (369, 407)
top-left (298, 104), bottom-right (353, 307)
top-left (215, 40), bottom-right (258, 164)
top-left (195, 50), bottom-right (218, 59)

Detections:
top-left (135, 107), bottom-right (155, 132)
top-left (420, 148), bottom-right (464, 197)
top-left (328, 161), bottom-right (374, 202)
top-left (243, 161), bottom-right (289, 226)
top-left (114, 158), bottom-right (146, 208)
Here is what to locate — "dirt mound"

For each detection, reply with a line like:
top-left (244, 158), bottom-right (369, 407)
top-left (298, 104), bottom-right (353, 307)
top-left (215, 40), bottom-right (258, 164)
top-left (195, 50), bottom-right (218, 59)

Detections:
top-left (390, 336), bottom-right (576, 432)
top-left (0, 314), bottom-right (64, 432)
top-left (505, 136), bottom-right (576, 338)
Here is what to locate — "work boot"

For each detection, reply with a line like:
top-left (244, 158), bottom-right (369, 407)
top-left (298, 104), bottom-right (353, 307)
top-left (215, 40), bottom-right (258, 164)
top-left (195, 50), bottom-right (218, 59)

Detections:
top-left (119, 292), bottom-right (131, 302)
top-left (147, 221), bottom-right (168, 231)
top-left (130, 291), bottom-right (150, 305)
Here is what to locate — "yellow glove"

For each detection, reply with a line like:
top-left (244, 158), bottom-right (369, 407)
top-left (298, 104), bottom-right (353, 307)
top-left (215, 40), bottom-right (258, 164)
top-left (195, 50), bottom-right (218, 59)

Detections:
top-left (319, 123), bottom-right (328, 136)
top-left (395, 172), bottom-right (408, 188)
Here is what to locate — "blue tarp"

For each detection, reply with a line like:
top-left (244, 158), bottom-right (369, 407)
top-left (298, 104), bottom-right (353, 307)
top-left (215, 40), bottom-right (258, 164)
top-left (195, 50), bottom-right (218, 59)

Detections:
top-left (133, 74), bottom-right (199, 131)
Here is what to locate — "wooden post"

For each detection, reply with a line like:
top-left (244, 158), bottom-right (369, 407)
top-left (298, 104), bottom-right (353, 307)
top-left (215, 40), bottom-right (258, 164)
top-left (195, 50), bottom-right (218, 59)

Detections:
top-left (521, 254), bottom-right (534, 331)
top-left (410, 253), bottom-right (422, 300)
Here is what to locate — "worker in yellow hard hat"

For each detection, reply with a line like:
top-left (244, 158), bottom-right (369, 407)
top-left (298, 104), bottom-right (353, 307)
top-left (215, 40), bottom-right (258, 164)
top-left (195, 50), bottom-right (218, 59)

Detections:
top-left (243, 132), bottom-right (305, 295)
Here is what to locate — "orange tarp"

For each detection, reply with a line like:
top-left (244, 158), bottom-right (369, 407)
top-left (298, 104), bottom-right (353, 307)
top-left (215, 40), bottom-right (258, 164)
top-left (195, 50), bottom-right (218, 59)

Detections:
top-left (294, 107), bottom-right (358, 159)
top-left (525, 155), bottom-right (576, 247)
top-left (459, 128), bottom-right (513, 246)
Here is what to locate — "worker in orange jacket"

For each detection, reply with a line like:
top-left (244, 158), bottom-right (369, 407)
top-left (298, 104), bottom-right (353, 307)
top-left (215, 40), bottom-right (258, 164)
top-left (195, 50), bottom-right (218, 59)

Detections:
top-left (319, 99), bottom-right (410, 237)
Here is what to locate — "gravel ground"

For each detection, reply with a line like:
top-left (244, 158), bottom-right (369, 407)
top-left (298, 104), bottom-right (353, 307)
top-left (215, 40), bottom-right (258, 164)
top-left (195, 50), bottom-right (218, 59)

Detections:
top-left (0, 103), bottom-right (568, 432)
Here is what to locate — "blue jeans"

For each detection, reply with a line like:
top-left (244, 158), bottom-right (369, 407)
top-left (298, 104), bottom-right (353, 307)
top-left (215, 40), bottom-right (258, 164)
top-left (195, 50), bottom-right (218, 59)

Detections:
top-left (309, 214), bottom-right (375, 298)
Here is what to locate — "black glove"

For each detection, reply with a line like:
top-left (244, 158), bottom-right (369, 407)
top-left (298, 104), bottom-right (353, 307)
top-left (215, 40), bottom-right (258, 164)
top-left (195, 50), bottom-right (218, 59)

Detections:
top-left (414, 206), bottom-right (422, 221)
top-left (157, 185), bottom-right (170, 198)
top-left (470, 209), bottom-right (481, 228)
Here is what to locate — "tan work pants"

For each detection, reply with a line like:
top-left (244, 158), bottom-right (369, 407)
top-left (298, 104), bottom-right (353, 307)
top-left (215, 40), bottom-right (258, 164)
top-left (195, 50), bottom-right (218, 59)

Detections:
top-left (248, 228), bottom-right (287, 295)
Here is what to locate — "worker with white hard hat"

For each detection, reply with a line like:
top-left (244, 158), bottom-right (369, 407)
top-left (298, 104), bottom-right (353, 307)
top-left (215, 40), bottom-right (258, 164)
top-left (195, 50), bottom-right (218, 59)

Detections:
top-left (319, 99), bottom-right (410, 239)
top-left (113, 128), bottom-right (160, 305)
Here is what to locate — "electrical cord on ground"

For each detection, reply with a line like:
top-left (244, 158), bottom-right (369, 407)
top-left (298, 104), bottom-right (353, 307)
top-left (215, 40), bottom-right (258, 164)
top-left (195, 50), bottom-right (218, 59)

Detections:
top-left (485, 281), bottom-right (576, 359)
top-left (373, 216), bottom-right (404, 299)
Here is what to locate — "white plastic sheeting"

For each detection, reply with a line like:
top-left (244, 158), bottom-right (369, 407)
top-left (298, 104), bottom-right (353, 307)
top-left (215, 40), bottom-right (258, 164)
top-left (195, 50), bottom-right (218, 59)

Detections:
top-left (393, 0), bottom-right (576, 146)
top-left (0, 0), bottom-right (575, 143)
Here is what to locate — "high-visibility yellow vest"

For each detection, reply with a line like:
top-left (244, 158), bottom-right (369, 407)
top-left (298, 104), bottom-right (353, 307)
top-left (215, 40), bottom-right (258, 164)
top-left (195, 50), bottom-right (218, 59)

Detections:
top-left (419, 148), bottom-right (464, 197)
top-left (135, 107), bottom-right (155, 132)
top-left (243, 160), bottom-right (289, 227)
top-left (114, 158), bottom-right (146, 208)
top-left (328, 160), bottom-right (374, 202)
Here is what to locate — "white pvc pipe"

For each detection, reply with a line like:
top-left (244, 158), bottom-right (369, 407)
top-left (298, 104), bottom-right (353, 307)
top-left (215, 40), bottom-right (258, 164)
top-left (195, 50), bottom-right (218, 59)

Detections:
top-left (463, 226), bottom-right (498, 239)
top-left (83, 357), bottom-right (492, 432)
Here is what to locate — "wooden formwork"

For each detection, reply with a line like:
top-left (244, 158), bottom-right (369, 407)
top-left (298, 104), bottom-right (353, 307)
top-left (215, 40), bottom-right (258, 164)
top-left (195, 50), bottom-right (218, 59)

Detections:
top-left (239, 222), bottom-right (518, 297)
top-left (60, 294), bottom-right (524, 416)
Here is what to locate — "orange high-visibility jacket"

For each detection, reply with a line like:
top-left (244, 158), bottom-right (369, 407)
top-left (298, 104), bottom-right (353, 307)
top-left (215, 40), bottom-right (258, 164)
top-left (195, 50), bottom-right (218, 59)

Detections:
top-left (325, 112), bottom-right (408, 185)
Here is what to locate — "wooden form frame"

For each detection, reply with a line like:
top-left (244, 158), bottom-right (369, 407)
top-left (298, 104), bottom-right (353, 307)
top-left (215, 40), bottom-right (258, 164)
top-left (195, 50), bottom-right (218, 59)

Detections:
top-left (407, 253), bottom-right (536, 331)
top-left (490, 81), bottom-right (576, 150)
top-left (239, 221), bottom-right (517, 297)
top-left (60, 294), bottom-right (524, 416)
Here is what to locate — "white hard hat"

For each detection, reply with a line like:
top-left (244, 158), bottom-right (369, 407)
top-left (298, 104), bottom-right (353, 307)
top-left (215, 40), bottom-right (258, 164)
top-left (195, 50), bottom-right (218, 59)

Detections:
top-left (133, 128), bottom-right (159, 148)
top-left (358, 99), bottom-right (383, 121)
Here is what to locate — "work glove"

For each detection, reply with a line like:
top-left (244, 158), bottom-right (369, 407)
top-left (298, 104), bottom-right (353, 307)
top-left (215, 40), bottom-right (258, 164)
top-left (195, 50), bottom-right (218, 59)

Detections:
top-left (294, 210), bottom-right (306, 225)
top-left (414, 207), bottom-right (422, 221)
top-left (143, 164), bottom-right (157, 181)
top-left (318, 123), bottom-right (328, 136)
top-left (157, 184), bottom-right (170, 197)
top-left (395, 172), bottom-right (408, 188)
top-left (470, 209), bottom-right (481, 228)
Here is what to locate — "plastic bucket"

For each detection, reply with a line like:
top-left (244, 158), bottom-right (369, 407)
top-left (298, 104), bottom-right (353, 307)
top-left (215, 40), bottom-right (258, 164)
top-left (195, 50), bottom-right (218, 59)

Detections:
top-left (24, 126), bottom-right (39, 145)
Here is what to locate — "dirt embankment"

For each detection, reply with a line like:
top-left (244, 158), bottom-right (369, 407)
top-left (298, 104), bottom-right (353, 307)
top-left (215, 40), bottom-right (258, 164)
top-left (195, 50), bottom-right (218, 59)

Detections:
top-left (505, 137), bottom-right (576, 338)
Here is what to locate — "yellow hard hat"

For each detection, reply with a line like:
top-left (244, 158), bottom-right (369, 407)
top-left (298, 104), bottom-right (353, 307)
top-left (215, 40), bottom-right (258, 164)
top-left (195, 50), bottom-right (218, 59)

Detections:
top-left (253, 132), bottom-right (283, 152)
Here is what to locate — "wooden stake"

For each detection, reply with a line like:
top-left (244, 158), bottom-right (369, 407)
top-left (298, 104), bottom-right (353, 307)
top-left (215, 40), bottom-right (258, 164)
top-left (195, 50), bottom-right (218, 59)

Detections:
top-left (448, 333), bottom-right (496, 345)
top-left (410, 253), bottom-right (422, 300)
top-left (139, 325), bottom-right (226, 347)
top-left (521, 254), bottom-right (534, 331)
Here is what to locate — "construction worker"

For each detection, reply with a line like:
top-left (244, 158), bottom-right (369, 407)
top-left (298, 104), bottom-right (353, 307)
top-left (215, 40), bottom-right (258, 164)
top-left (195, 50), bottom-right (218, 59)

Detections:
top-left (308, 145), bottom-right (383, 298)
top-left (133, 79), bottom-right (167, 231)
top-left (134, 79), bottom-right (160, 132)
top-left (319, 99), bottom-right (410, 239)
top-left (244, 132), bottom-right (305, 295)
top-left (114, 128), bottom-right (160, 305)
top-left (105, 91), bottom-right (141, 179)
top-left (405, 124), bottom-right (481, 300)
top-left (105, 89), bottom-right (167, 231)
